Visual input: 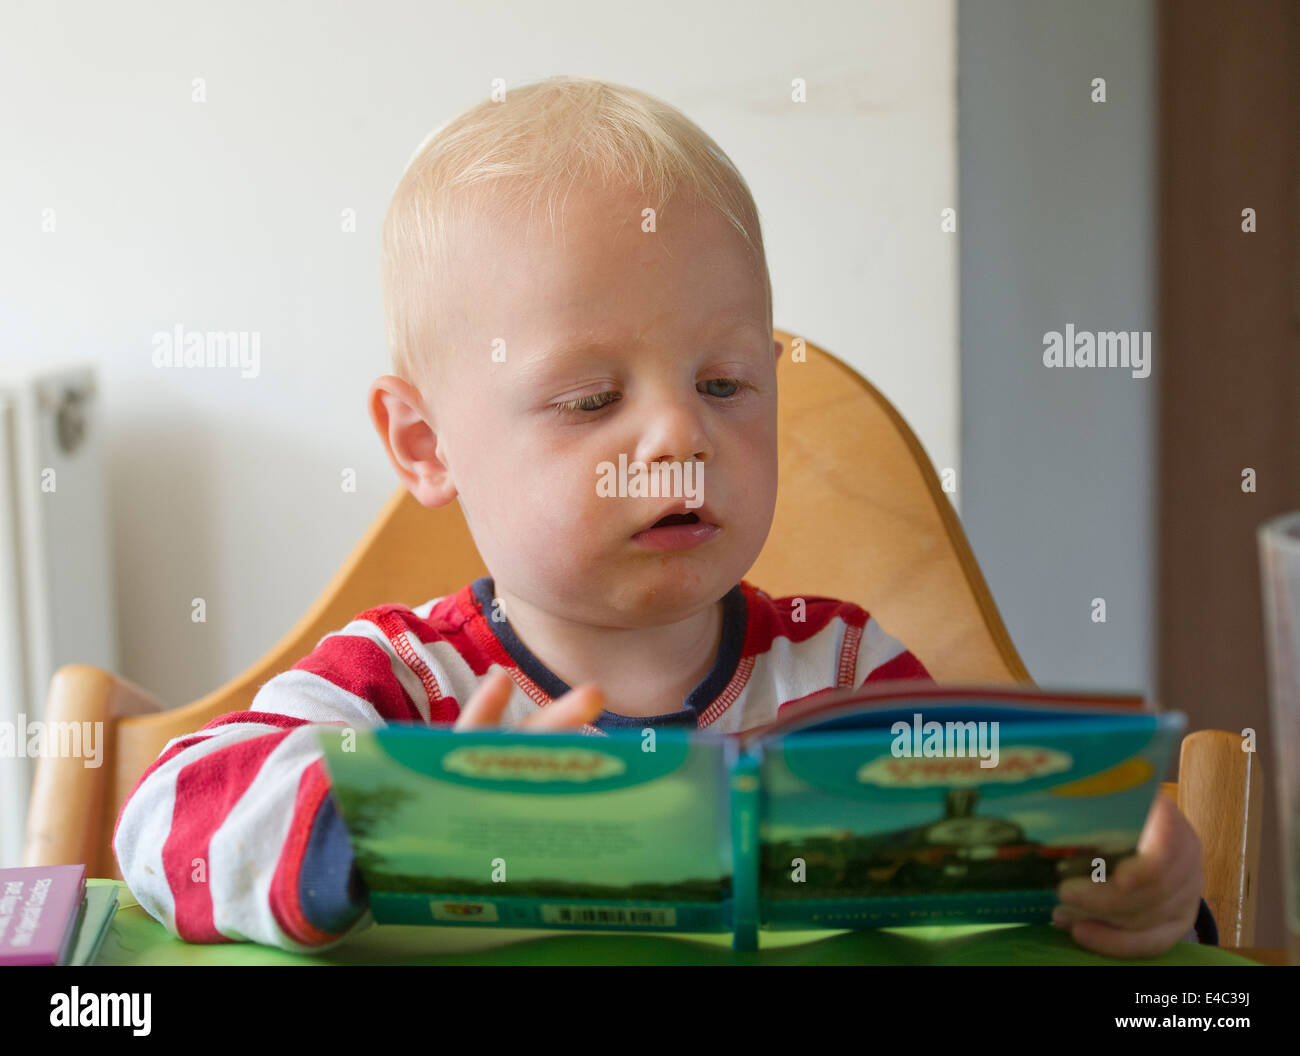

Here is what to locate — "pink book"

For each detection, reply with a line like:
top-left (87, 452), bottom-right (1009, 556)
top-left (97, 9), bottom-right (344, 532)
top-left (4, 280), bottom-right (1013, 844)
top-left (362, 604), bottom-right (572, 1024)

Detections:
top-left (0, 864), bottom-right (86, 966)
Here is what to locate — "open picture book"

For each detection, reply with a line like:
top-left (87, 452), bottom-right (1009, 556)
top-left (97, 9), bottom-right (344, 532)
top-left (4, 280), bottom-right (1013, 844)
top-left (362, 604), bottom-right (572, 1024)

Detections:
top-left (314, 681), bottom-right (1184, 950)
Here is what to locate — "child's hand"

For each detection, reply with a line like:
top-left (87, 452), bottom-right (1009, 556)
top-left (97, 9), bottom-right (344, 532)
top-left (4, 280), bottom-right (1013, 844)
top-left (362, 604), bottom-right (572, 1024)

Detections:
top-left (453, 668), bottom-right (606, 731)
top-left (1052, 793), bottom-right (1204, 958)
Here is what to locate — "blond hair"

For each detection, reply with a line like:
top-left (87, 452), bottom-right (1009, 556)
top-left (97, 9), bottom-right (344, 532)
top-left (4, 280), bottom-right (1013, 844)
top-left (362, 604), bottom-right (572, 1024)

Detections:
top-left (380, 75), bottom-right (772, 397)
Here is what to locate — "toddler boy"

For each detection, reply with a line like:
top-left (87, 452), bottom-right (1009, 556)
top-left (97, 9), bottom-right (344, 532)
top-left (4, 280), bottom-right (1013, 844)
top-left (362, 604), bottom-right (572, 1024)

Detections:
top-left (114, 76), bottom-right (1214, 957)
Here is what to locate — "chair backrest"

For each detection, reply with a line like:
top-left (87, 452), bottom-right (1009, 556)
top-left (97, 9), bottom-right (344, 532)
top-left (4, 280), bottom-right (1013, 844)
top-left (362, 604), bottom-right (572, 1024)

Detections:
top-left (749, 332), bottom-right (1030, 684)
top-left (43, 330), bottom-right (1032, 880)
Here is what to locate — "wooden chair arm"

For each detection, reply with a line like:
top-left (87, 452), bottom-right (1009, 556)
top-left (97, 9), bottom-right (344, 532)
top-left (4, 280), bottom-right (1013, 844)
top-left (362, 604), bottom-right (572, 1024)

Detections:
top-left (1169, 729), bottom-right (1263, 948)
top-left (22, 664), bottom-right (162, 877)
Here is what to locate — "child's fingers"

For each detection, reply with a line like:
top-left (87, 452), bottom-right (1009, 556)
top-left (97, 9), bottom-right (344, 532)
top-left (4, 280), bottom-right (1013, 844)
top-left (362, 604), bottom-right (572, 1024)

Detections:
top-left (1057, 850), bottom-right (1199, 920)
top-left (453, 672), bottom-right (606, 731)
top-left (521, 684), bottom-right (606, 731)
top-left (1136, 791), bottom-right (1188, 856)
top-left (1053, 864), bottom-right (1202, 931)
top-left (1057, 913), bottom-right (1195, 960)
top-left (1056, 796), bottom-right (1201, 916)
top-left (453, 669), bottom-right (514, 730)
top-left (1109, 835), bottom-right (1202, 913)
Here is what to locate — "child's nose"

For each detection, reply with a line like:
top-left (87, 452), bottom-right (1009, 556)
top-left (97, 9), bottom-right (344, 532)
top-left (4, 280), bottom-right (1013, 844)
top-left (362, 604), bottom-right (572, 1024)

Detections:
top-left (633, 400), bottom-right (712, 467)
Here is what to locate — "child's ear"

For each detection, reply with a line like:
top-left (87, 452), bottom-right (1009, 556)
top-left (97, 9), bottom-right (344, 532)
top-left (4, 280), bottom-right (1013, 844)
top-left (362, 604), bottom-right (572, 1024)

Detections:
top-left (367, 375), bottom-right (458, 508)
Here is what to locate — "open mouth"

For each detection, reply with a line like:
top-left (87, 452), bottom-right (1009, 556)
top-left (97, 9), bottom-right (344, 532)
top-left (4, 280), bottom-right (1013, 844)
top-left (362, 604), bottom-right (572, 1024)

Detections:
top-left (651, 512), bottom-right (701, 528)
top-left (633, 507), bottom-right (719, 549)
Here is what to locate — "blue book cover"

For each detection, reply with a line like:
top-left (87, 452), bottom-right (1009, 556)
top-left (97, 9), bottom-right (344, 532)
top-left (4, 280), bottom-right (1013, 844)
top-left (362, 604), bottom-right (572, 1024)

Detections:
top-left (314, 682), bottom-right (1183, 949)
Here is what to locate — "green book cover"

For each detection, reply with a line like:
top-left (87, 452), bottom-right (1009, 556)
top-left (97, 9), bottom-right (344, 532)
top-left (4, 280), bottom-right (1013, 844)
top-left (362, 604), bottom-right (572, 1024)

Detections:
top-left (315, 682), bottom-right (1183, 950)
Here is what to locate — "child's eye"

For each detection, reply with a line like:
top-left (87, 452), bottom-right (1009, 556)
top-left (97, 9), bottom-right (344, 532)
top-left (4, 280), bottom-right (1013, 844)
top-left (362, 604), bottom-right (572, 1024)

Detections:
top-left (553, 379), bottom-right (747, 415)
top-left (701, 378), bottom-right (743, 398)
top-left (555, 391), bottom-right (620, 413)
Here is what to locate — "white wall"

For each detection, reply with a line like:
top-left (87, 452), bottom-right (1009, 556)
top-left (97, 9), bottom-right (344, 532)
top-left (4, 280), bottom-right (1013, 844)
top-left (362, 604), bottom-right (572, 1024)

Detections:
top-left (0, 0), bottom-right (958, 731)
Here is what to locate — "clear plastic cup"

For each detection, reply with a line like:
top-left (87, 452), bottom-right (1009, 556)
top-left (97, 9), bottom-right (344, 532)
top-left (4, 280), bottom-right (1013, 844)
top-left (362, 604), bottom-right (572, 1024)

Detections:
top-left (1258, 510), bottom-right (1300, 964)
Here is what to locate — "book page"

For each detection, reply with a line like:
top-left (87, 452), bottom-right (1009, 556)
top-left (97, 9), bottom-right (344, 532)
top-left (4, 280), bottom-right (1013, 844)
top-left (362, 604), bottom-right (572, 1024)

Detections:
top-left (758, 713), bottom-right (1183, 929)
top-left (318, 727), bottom-right (733, 932)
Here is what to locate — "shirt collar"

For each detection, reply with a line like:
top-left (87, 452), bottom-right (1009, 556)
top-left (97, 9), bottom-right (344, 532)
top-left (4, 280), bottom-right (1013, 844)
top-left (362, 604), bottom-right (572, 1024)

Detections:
top-left (470, 576), bottom-right (746, 729)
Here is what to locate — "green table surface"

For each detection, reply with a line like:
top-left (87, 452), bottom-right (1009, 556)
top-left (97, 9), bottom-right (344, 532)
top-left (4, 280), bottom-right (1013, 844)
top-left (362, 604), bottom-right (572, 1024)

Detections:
top-left (85, 879), bottom-right (1258, 966)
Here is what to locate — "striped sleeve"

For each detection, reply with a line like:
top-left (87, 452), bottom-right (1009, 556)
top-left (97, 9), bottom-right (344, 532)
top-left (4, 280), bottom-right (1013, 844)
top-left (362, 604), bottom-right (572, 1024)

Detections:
top-left (112, 609), bottom-right (444, 952)
top-left (853, 615), bottom-right (933, 685)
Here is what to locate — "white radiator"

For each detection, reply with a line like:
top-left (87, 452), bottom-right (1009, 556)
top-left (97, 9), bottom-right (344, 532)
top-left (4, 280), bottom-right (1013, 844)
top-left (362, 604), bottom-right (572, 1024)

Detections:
top-left (0, 362), bottom-right (118, 867)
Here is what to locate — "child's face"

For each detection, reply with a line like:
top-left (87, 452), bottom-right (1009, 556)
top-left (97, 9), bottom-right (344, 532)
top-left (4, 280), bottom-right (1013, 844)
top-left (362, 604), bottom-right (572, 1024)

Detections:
top-left (385, 182), bottom-right (781, 628)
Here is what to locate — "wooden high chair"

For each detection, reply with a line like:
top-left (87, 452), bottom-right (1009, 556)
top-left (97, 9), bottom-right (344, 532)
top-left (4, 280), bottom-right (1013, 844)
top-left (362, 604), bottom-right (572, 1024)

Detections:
top-left (21, 329), bottom-right (1263, 948)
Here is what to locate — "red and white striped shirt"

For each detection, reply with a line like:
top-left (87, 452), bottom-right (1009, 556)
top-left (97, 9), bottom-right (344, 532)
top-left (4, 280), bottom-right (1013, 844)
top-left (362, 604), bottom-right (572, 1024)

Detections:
top-left (112, 576), bottom-right (931, 951)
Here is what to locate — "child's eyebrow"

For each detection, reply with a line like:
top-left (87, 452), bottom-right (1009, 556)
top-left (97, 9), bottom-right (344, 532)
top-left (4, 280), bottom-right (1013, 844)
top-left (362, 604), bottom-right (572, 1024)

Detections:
top-left (518, 317), bottom-right (767, 379)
